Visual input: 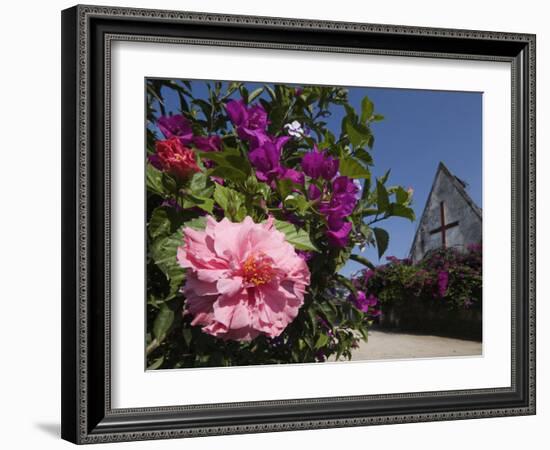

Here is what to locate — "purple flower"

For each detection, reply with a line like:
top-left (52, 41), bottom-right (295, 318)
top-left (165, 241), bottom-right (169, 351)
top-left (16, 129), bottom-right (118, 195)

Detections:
top-left (314, 175), bottom-right (359, 247)
top-left (248, 136), bottom-right (291, 184)
top-left (225, 100), bottom-right (269, 146)
top-left (319, 176), bottom-right (359, 219)
top-left (157, 114), bottom-right (193, 143)
top-left (297, 250), bottom-right (314, 262)
top-left (248, 140), bottom-right (283, 183)
top-left (362, 269), bottom-right (375, 284)
top-left (326, 216), bottom-right (352, 247)
top-left (437, 271), bottom-right (449, 297)
top-left (160, 198), bottom-right (183, 212)
top-left (301, 150), bottom-right (325, 179)
top-left (281, 168), bottom-right (305, 185)
top-left (467, 243), bottom-right (482, 253)
top-left (193, 135), bottom-right (221, 152)
top-left (352, 291), bottom-right (379, 314)
top-left (193, 135), bottom-right (222, 169)
top-left (307, 184), bottom-right (322, 201)
top-left (321, 156), bottom-right (339, 180)
top-left (333, 175), bottom-right (360, 197)
top-left (301, 147), bottom-right (340, 180)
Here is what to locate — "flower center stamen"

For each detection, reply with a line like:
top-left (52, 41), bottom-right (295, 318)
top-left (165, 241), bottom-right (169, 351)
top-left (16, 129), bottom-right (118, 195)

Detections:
top-left (242, 253), bottom-right (274, 286)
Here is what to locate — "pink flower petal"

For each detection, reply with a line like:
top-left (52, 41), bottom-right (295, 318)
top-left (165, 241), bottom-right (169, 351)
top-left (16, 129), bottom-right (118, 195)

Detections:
top-left (178, 215), bottom-right (311, 342)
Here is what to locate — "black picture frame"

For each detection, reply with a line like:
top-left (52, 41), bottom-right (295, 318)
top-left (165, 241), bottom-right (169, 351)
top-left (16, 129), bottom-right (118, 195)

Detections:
top-left (61, 4), bottom-right (536, 444)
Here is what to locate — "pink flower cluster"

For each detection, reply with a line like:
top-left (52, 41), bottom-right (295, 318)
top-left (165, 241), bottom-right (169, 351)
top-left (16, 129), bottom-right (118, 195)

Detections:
top-left (177, 216), bottom-right (311, 341)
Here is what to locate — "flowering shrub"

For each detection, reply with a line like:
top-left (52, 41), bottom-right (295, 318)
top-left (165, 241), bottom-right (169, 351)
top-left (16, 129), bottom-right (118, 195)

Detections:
top-left (353, 244), bottom-right (482, 318)
top-left (145, 79), bottom-right (415, 369)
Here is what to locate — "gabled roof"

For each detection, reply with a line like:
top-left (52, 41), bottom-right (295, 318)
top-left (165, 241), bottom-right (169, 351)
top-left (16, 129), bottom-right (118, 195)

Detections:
top-left (408, 162), bottom-right (482, 258)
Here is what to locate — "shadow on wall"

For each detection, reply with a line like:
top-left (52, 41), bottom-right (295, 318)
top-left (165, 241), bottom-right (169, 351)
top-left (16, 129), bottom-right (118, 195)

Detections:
top-left (375, 304), bottom-right (482, 341)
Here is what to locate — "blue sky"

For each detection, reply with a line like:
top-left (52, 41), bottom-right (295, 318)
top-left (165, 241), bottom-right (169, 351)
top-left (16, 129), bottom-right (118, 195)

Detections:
top-left (151, 80), bottom-right (482, 277)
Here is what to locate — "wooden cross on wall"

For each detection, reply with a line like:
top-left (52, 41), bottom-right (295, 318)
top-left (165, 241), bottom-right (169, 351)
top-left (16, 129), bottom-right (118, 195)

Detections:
top-left (429, 201), bottom-right (459, 248)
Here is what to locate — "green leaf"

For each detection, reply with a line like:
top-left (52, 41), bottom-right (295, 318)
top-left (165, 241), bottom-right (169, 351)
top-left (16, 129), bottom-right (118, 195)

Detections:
top-left (336, 273), bottom-right (357, 295)
top-left (389, 203), bottom-right (416, 221)
top-left (371, 114), bottom-right (385, 122)
top-left (153, 304), bottom-right (174, 343)
top-left (213, 184), bottom-right (247, 221)
top-left (182, 194), bottom-right (214, 213)
top-left (379, 169), bottom-right (391, 185)
top-left (276, 179), bottom-right (295, 200)
top-left (161, 173), bottom-right (177, 194)
top-left (314, 334), bottom-right (330, 349)
top-left (283, 194), bottom-right (310, 214)
top-left (273, 219), bottom-right (319, 252)
top-left (239, 85), bottom-right (249, 103)
top-left (349, 253), bottom-right (376, 270)
top-left (395, 186), bottom-right (409, 204)
top-left (354, 148), bottom-right (373, 166)
top-left (373, 227), bottom-right (389, 259)
top-left (146, 164), bottom-right (165, 196)
top-left (182, 328), bottom-right (193, 347)
top-left (150, 228), bottom-right (185, 298)
top-left (376, 180), bottom-right (390, 212)
top-left (183, 216), bottom-right (207, 230)
top-left (192, 99), bottom-right (212, 120)
top-left (198, 147), bottom-right (251, 178)
top-left (360, 96), bottom-right (374, 124)
top-left (188, 172), bottom-right (215, 199)
top-left (265, 85), bottom-right (276, 100)
top-left (208, 166), bottom-right (248, 183)
top-left (248, 87), bottom-right (264, 103)
top-left (339, 157), bottom-right (371, 179)
top-left (345, 119), bottom-right (371, 147)
top-left (367, 135), bottom-right (375, 149)
top-left (149, 207), bottom-right (183, 240)
top-left (358, 326), bottom-right (369, 342)
top-left (147, 356), bottom-right (164, 370)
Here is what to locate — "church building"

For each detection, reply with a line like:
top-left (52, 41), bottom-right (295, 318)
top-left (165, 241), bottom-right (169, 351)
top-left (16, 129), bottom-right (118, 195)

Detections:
top-left (409, 162), bottom-right (482, 263)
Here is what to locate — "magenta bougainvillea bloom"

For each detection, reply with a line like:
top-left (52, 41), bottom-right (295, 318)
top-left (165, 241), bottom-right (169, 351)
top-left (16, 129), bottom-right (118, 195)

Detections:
top-left (157, 114), bottom-right (194, 143)
top-left (225, 100), bottom-right (269, 146)
top-left (307, 184), bottom-right (322, 201)
top-left (149, 137), bottom-right (200, 181)
top-left (281, 168), bottom-right (305, 185)
top-left (317, 176), bottom-right (359, 247)
top-left (301, 147), bottom-right (340, 180)
top-left (326, 218), bottom-right (353, 248)
top-left (177, 216), bottom-right (311, 341)
top-left (301, 149), bottom-right (325, 179)
top-left (193, 135), bottom-right (222, 152)
top-left (248, 136), bottom-right (304, 186)
top-left (353, 291), bottom-right (380, 315)
top-left (437, 270), bottom-right (449, 297)
top-left (247, 136), bottom-right (289, 182)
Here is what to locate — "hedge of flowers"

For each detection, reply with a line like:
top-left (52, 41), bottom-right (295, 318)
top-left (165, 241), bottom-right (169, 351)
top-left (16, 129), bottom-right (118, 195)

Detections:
top-left (145, 79), bottom-right (415, 369)
top-left (352, 244), bottom-right (482, 316)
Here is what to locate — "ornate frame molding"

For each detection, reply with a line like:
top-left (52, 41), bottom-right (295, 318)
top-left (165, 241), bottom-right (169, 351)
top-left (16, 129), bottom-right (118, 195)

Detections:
top-left (61, 4), bottom-right (536, 444)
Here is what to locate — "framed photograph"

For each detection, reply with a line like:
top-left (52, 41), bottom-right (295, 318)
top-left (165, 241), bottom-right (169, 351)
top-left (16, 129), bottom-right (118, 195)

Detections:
top-left (61, 4), bottom-right (536, 444)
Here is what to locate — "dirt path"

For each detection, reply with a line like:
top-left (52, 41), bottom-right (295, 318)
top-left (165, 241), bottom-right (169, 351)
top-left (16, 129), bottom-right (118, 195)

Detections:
top-left (348, 330), bottom-right (482, 361)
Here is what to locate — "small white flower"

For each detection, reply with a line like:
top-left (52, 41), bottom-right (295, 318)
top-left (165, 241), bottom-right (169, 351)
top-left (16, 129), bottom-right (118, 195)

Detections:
top-left (284, 120), bottom-right (305, 139)
top-left (353, 179), bottom-right (363, 199)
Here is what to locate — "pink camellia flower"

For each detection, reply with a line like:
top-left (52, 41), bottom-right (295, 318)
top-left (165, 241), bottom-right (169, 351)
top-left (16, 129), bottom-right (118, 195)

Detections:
top-left (177, 216), bottom-right (311, 341)
top-left (149, 137), bottom-right (200, 181)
